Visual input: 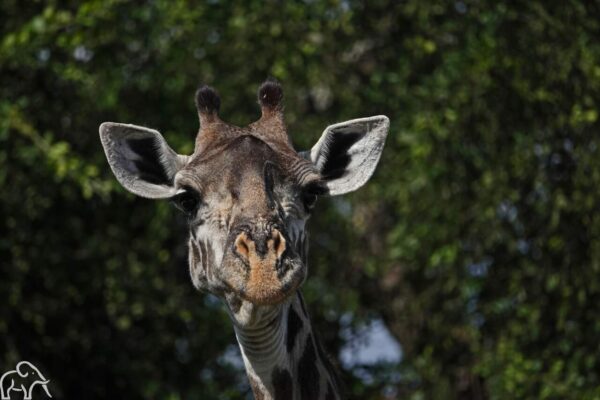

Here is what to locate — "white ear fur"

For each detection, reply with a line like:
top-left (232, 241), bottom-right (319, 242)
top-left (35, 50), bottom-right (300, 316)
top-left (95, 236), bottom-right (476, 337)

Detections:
top-left (307, 115), bottom-right (389, 196)
top-left (99, 122), bottom-right (188, 199)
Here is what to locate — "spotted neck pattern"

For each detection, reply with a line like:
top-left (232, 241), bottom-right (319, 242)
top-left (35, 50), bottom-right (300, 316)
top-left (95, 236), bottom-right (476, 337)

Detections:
top-left (234, 292), bottom-right (341, 400)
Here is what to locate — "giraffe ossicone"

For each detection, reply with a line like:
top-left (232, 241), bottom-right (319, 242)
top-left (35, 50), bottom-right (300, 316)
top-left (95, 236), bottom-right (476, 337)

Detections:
top-left (100, 81), bottom-right (389, 399)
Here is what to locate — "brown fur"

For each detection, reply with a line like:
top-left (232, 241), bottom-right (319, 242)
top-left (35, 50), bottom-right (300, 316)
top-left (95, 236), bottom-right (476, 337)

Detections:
top-left (101, 81), bottom-right (387, 400)
top-left (176, 133), bottom-right (309, 306)
top-left (236, 230), bottom-right (288, 305)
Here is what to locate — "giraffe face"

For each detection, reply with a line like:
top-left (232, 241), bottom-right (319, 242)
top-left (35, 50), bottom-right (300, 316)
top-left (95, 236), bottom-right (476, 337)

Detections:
top-left (175, 134), bottom-right (321, 307)
top-left (100, 81), bottom-right (389, 325)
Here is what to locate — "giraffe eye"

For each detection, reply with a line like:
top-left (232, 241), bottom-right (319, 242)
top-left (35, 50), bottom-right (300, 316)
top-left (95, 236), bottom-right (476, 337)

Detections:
top-left (302, 193), bottom-right (317, 210)
top-left (171, 189), bottom-right (200, 216)
top-left (301, 181), bottom-right (325, 211)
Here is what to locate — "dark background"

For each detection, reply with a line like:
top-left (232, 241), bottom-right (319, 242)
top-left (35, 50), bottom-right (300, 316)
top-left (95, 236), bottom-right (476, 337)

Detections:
top-left (1, 1), bottom-right (599, 399)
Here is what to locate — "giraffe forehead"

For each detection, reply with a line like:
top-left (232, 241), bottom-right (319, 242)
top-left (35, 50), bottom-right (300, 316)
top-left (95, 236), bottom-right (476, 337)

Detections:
top-left (179, 134), bottom-right (307, 193)
top-left (192, 135), bottom-right (276, 171)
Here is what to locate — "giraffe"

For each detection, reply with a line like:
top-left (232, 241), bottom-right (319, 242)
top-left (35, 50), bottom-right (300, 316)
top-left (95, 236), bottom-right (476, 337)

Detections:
top-left (99, 81), bottom-right (389, 399)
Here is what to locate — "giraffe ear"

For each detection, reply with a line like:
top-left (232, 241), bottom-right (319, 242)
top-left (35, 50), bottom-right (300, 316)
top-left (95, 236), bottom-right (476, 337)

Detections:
top-left (99, 122), bottom-right (188, 199)
top-left (305, 115), bottom-right (389, 196)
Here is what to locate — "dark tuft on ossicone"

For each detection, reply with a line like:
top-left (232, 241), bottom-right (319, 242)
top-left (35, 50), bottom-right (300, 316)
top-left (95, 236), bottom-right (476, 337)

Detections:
top-left (195, 86), bottom-right (221, 113)
top-left (258, 80), bottom-right (283, 109)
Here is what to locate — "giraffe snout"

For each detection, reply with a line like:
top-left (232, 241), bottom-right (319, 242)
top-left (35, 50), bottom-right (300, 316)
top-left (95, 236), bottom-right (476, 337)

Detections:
top-left (228, 227), bottom-right (304, 305)
top-left (233, 228), bottom-right (294, 305)
top-left (234, 228), bottom-right (286, 264)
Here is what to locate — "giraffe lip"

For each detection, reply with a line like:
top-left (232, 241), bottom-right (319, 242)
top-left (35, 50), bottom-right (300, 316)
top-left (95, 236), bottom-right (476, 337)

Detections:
top-left (240, 260), bottom-right (305, 305)
top-left (220, 248), bottom-right (305, 305)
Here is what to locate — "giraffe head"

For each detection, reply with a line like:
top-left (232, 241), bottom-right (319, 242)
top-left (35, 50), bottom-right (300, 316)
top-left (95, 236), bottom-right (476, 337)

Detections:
top-left (100, 81), bottom-right (388, 326)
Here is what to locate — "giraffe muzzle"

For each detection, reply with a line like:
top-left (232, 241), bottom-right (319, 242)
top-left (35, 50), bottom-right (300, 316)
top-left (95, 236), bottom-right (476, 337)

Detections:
top-left (232, 228), bottom-right (304, 305)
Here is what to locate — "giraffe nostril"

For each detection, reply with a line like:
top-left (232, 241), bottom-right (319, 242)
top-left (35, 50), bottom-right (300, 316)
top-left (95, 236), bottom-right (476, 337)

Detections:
top-left (235, 232), bottom-right (252, 261)
top-left (234, 229), bottom-right (286, 263)
top-left (272, 230), bottom-right (281, 250)
top-left (273, 229), bottom-right (286, 259)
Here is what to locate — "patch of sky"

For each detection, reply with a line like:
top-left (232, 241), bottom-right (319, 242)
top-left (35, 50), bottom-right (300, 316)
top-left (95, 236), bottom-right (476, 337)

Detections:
top-left (73, 45), bottom-right (93, 62)
top-left (218, 344), bottom-right (245, 370)
top-left (467, 257), bottom-right (492, 277)
top-left (332, 197), bottom-right (352, 218)
top-left (340, 317), bottom-right (402, 369)
top-left (455, 1), bottom-right (467, 14)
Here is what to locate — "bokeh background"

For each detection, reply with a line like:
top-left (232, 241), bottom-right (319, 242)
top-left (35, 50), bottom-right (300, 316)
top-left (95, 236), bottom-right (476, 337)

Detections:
top-left (2, 1), bottom-right (599, 399)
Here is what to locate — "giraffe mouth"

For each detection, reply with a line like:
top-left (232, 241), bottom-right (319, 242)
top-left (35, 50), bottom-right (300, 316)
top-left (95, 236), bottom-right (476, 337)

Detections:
top-left (218, 225), bottom-right (306, 306)
top-left (219, 252), bottom-right (305, 306)
top-left (240, 256), bottom-right (305, 305)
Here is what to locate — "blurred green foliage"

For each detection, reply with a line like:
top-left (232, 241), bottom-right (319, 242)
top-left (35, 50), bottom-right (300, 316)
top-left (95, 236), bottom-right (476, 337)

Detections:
top-left (2, 1), bottom-right (600, 399)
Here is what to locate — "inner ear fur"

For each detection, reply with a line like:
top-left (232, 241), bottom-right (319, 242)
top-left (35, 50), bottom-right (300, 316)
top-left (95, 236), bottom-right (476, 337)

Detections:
top-left (99, 122), bottom-right (188, 199)
top-left (306, 115), bottom-right (389, 196)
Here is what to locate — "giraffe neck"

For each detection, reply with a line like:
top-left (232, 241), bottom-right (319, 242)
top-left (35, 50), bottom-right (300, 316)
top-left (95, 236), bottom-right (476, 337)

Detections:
top-left (233, 292), bottom-right (341, 400)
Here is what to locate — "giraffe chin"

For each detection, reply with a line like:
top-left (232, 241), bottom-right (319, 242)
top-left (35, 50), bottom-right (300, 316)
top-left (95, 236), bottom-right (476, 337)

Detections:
top-left (240, 285), bottom-right (295, 306)
top-left (222, 260), bottom-right (305, 328)
top-left (224, 292), bottom-right (283, 329)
